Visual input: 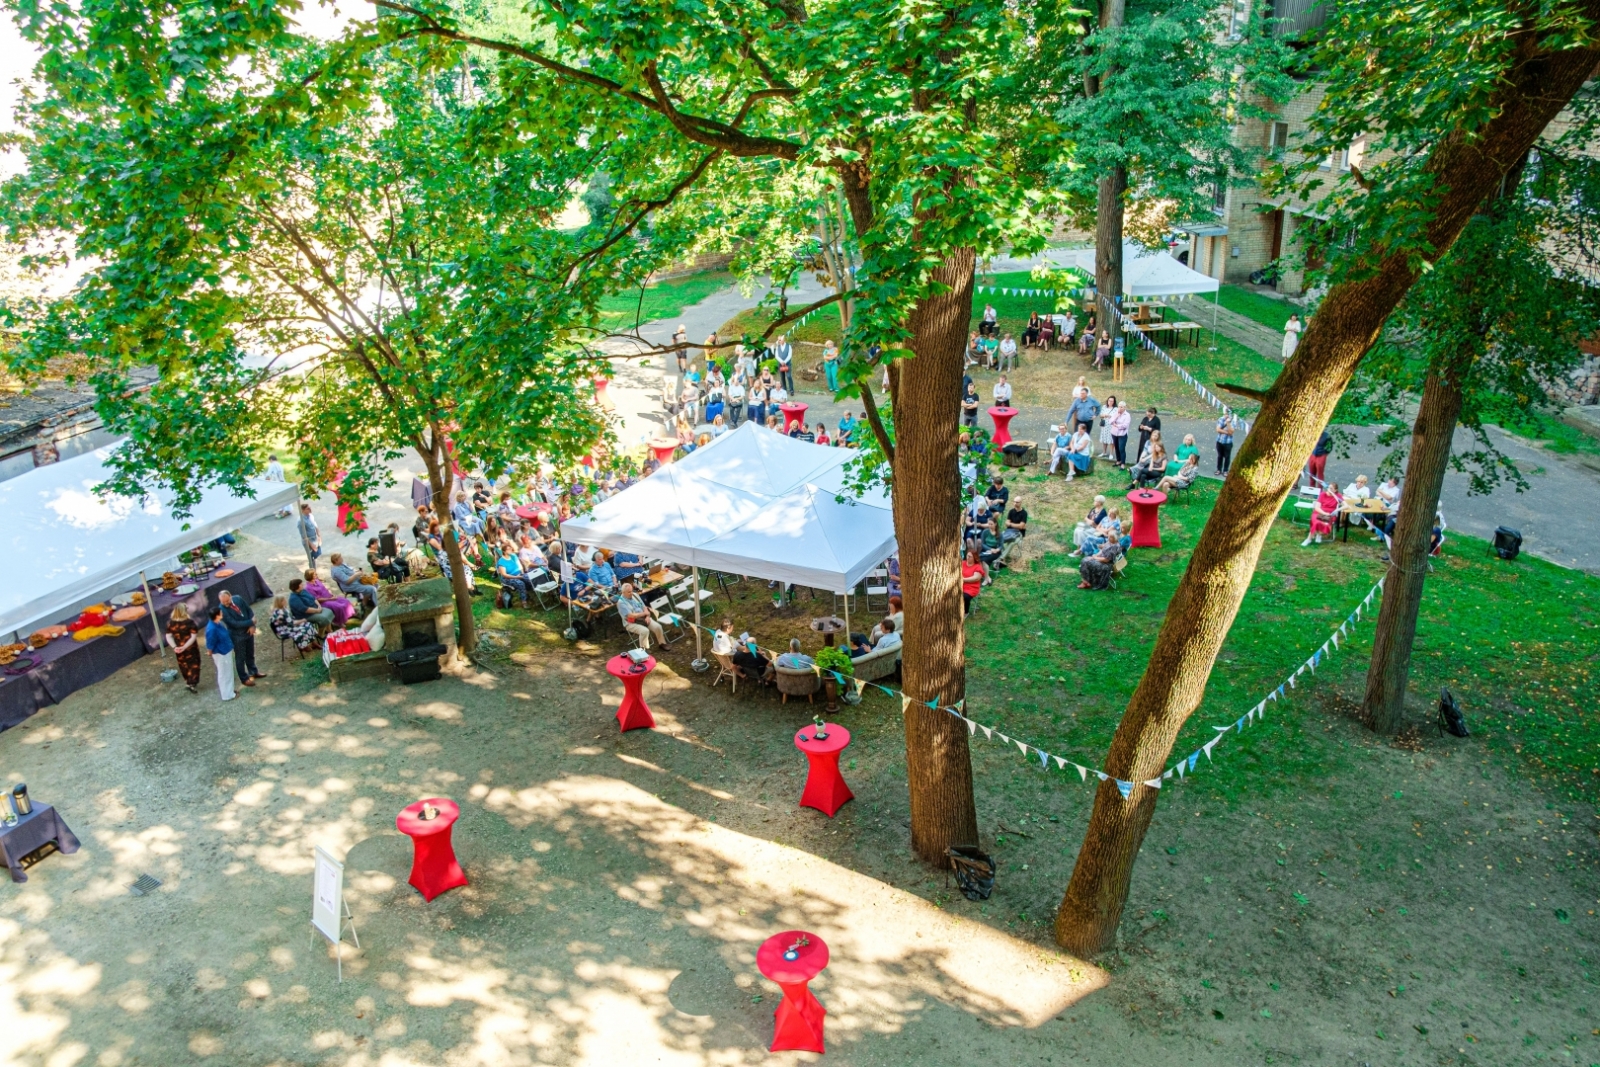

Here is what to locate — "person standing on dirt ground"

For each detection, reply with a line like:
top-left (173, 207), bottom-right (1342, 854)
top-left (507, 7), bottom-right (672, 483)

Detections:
top-left (1307, 427), bottom-right (1332, 486)
top-left (204, 607), bottom-right (237, 702)
top-left (298, 502), bottom-right (321, 570)
top-left (219, 590), bottom-right (264, 688)
top-left (773, 334), bottom-right (794, 394)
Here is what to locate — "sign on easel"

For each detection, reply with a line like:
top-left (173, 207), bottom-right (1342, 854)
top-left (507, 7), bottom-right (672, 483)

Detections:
top-left (312, 845), bottom-right (359, 982)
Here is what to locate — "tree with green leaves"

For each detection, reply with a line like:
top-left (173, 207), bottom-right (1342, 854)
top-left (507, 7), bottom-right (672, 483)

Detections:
top-left (1053, 0), bottom-right (1600, 954)
top-left (0, 18), bottom-right (631, 652)
top-left (352, 0), bottom-right (1060, 861)
top-left (1357, 167), bottom-right (1598, 734)
top-left (1036, 0), bottom-right (1290, 320)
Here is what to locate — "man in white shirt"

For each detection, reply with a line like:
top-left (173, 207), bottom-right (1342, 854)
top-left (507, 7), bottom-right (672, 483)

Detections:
top-left (997, 333), bottom-right (1018, 373)
top-left (573, 543), bottom-right (598, 573)
top-left (992, 374), bottom-right (1012, 406)
top-left (265, 454), bottom-right (293, 516)
top-left (725, 373), bottom-right (746, 426)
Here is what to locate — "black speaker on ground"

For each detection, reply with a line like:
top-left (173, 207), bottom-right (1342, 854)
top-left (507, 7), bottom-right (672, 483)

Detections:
top-left (379, 530), bottom-right (397, 558)
top-left (1492, 526), bottom-right (1522, 561)
top-left (388, 643), bottom-right (445, 684)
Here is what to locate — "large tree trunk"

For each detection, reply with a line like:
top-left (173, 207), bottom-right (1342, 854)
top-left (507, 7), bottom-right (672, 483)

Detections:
top-left (1362, 366), bottom-right (1465, 733)
top-left (1052, 35), bottom-right (1600, 957)
top-left (419, 446), bottom-right (479, 656)
top-left (1095, 166), bottom-right (1127, 336)
top-left (896, 246), bottom-right (981, 864)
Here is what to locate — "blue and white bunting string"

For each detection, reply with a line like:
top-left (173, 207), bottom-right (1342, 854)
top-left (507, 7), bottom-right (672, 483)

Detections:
top-left (975, 285), bottom-right (1089, 299)
top-left (688, 576), bottom-right (1382, 798)
top-left (1098, 294), bottom-right (1252, 437)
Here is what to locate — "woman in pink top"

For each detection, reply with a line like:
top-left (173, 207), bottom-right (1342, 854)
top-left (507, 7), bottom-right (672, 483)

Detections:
top-left (1303, 482), bottom-right (1340, 546)
top-left (1108, 402), bottom-right (1131, 467)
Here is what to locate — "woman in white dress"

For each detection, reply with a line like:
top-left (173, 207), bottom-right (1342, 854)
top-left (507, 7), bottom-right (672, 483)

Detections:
top-left (1098, 394), bottom-right (1119, 459)
top-left (1282, 314), bottom-right (1303, 359)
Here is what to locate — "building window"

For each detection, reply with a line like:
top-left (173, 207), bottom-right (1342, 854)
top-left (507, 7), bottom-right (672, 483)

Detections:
top-left (1211, 179), bottom-right (1228, 215)
top-left (1270, 122), bottom-right (1289, 153)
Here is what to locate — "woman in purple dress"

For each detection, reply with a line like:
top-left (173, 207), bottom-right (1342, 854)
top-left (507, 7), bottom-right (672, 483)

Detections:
top-left (302, 569), bottom-right (355, 627)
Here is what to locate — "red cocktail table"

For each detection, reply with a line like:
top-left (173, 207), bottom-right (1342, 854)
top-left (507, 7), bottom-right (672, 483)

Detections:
top-left (1126, 489), bottom-right (1168, 549)
top-left (756, 930), bottom-right (830, 1053)
top-left (648, 439), bottom-right (679, 465)
top-left (514, 502), bottom-right (552, 523)
top-left (607, 653), bottom-right (657, 732)
top-left (396, 798), bottom-right (468, 901)
top-left (593, 376), bottom-right (613, 410)
top-left (988, 405), bottom-right (1018, 447)
top-left (795, 723), bottom-right (853, 817)
top-left (779, 401), bottom-right (809, 433)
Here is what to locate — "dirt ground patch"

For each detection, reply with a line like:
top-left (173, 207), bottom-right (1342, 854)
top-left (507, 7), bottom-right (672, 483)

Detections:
top-left (2, 526), bottom-right (1597, 1066)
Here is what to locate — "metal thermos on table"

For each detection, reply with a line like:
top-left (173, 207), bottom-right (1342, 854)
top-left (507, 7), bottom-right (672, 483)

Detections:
top-left (11, 784), bottom-right (31, 816)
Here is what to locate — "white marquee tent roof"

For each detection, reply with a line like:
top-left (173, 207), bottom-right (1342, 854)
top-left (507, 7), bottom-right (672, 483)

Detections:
top-left (1073, 242), bottom-right (1221, 298)
top-left (560, 422), bottom-right (896, 593)
top-left (0, 444), bottom-right (299, 637)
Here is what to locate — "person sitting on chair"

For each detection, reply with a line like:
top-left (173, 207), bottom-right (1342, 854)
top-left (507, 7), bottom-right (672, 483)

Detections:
top-left (870, 596), bottom-right (905, 644)
top-left (1302, 481), bottom-right (1340, 547)
top-left (775, 637), bottom-right (814, 670)
top-left (1129, 433), bottom-right (1167, 489)
top-left (366, 537), bottom-right (409, 583)
top-left (329, 553), bottom-right (378, 612)
top-left (727, 625), bottom-right (775, 683)
top-left (495, 544), bottom-right (535, 607)
top-left (853, 617), bottom-right (902, 658)
top-left (288, 578), bottom-right (335, 629)
top-left (617, 582), bottom-right (667, 650)
top-left (1003, 499), bottom-right (1029, 544)
top-left (1059, 424), bottom-right (1093, 480)
top-left (1078, 537), bottom-right (1124, 591)
top-left (587, 551), bottom-right (618, 591)
top-left (613, 551), bottom-right (646, 583)
top-left (1157, 453), bottom-right (1201, 494)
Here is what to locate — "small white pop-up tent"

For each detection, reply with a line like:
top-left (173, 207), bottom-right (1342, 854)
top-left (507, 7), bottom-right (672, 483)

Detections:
top-left (1072, 242), bottom-right (1221, 298)
top-left (560, 422), bottom-right (897, 659)
top-left (0, 443), bottom-right (299, 637)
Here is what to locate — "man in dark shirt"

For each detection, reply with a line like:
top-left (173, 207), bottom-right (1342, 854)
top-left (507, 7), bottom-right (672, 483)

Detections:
top-left (288, 578), bottom-right (335, 628)
top-left (985, 475), bottom-right (1010, 511)
top-left (1004, 501), bottom-right (1029, 543)
top-left (218, 591), bottom-right (263, 686)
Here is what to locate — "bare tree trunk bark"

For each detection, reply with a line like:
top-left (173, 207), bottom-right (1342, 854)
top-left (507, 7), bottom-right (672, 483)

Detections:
top-left (1052, 34), bottom-right (1600, 957)
top-left (1362, 367), bottom-right (1465, 734)
top-left (1095, 166), bottom-right (1127, 337)
top-left (419, 446), bottom-right (478, 656)
top-left (897, 246), bottom-right (981, 864)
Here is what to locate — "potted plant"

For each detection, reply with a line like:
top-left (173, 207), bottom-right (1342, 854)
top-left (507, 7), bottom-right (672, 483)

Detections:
top-left (814, 646), bottom-right (854, 712)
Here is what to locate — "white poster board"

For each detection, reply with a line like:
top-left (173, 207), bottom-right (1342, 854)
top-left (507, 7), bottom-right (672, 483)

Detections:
top-left (312, 845), bottom-right (344, 944)
top-left (560, 560), bottom-right (574, 584)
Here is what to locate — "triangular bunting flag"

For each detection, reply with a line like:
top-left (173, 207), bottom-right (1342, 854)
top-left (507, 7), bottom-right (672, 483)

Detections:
top-left (1095, 770), bottom-right (1109, 782)
top-left (901, 695), bottom-right (914, 713)
top-left (998, 733), bottom-right (1012, 745)
top-left (1076, 764), bottom-right (1089, 781)
top-left (967, 718), bottom-right (977, 735)
top-left (953, 699), bottom-right (965, 712)
top-left (1039, 749), bottom-right (1050, 770)
top-left (1235, 717), bottom-right (1246, 733)
top-left (853, 678), bottom-right (867, 697)
top-left (1202, 737), bottom-right (1221, 761)
top-left (1143, 778), bottom-right (1163, 790)
top-left (1177, 760), bottom-right (1187, 779)
top-left (927, 698), bottom-right (940, 709)
top-left (1162, 768), bottom-right (1174, 779)
top-left (1054, 756), bottom-right (1068, 770)
top-left (1115, 780), bottom-right (1134, 799)
top-left (981, 726), bottom-right (993, 740)
top-left (1015, 739), bottom-right (1029, 757)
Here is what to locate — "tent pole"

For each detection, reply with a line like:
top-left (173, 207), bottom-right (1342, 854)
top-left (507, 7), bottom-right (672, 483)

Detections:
top-left (141, 570), bottom-right (165, 658)
top-left (1209, 293), bottom-right (1219, 352)
top-left (690, 567), bottom-right (706, 669)
top-left (843, 590), bottom-right (850, 647)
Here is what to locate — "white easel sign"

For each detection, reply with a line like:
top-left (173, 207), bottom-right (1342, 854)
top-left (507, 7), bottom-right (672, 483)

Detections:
top-left (312, 845), bottom-right (359, 981)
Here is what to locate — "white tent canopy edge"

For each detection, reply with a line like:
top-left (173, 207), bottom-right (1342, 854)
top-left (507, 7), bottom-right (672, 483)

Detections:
top-left (0, 442), bottom-right (299, 637)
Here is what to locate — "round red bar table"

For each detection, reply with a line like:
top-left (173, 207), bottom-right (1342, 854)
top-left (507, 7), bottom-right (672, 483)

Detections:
top-left (396, 798), bottom-right (469, 902)
top-left (794, 723), bottom-right (853, 817)
top-left (988, 406), bottom-right (1018, 447)
top-left (514, 502), bottom-right (551, 523)
top-left (606, 653), bottom-right (657, 732)
top-left (593, 376), bottom-right (613, 411)
top-left (779, 401), bottom-right (809, 433)
top-left (648, 438), bottom-right (679, 465)
top-left (1126, 488), bottom-right (1168, 549)
top-left (756, 930), bottom-right (830, 1054)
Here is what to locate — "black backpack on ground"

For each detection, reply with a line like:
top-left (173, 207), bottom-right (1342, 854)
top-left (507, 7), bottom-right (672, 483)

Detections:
top-left (1437, 689), bottom-right (1469, 737)
top-left (946, 845), bottom-right (996, 901)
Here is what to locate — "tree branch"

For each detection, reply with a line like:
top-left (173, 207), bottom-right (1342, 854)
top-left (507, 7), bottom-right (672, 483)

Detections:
top-left (858, 375), bottom-right (894, 465)
top-left (1215, 381), bottom-right (1270, 401)
top-left (759, 290), bottom-right (845, 340)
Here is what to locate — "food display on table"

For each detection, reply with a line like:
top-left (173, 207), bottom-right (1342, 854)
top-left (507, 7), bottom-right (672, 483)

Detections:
top-left (214, 569), bottom-right (235, 579)
top-left (27, 626), bottom-right (69, 647)
top-left (160, 572), bottom-right (182, 591)
top-left (0, 642), bottom-right (27, 665)
top-left (110, 606), bottom-right (148, 623)
top-left (67, 608), bottom-right (112, 632)
top-left (129, 591), bottom-right (147, 606)
top-left (174, 583), bottom-right (198, 595)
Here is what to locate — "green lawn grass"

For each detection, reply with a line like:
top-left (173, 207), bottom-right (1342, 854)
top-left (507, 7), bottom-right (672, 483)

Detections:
top-left (597, 270), bottom-right (735, 329)
top-left (964, 469), bottom-right (1600, 807)
top-left (1195, 284), bottom-right (1299, 332)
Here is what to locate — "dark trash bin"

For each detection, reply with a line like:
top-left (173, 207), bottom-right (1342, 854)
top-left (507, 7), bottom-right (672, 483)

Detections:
top-left (388, 643), bottom-right (446, 684)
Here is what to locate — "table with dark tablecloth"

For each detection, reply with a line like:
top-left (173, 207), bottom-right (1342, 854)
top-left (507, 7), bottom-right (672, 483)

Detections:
top-left (0, 565), bottom-right (273, 731)
top-left (0, 802), bottom-right (80, 882)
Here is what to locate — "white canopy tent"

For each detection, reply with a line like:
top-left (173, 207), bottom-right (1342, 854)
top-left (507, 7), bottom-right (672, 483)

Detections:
top-left (560, 422), bottom-right (897, 659)
top-left (0, 443), bottom-right (300, 638)
top-left (1072, 242), bottom-right (1221, 298)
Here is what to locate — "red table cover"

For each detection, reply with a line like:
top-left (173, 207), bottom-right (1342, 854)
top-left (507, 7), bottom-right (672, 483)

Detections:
top-left (1127, 489), bottom-right (1168, 549)
top-left (606, 654), bottom-right (657, 732)
top-left (794, 723), bottom-right (854, 817)
top-left (395, 797), bottom-right (468, 901)
top-left (779, 402), bottom-right (809, 432)
top-left (756, 930), bottom-right (830, 1053)
top-left (988, 405), bottom-right (1018, 447)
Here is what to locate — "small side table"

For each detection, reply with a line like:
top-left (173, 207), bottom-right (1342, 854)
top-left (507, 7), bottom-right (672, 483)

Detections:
top-left (756, 930), bottom-right (830, 1053)
top-left (1126, 489), bottom-right (1168, 549)
top-left (795, 723), bottom-right (853, 817)
top-left (987, 406), bottom-right (1018, 448)
top-left (809, 616), bottom-right (846, 646)
top-left (648, 439), bottom-right (679, 466)
top-left (779, 401), bottom-right (810, 433)
top-left (606, 653), bottom-right (657, 732)
top-left (0, 802), bottom-right (81, 883)
top-left (396, 798), bottom-right (468, 901)
top-left (593, 376), bottom-right (613, 412)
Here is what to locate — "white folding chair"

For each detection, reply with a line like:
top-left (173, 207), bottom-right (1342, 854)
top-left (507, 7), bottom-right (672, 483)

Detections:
top-left (532, 579), bottom-right (561, 610)
top-left (671, 580), bottom-right (714, 618)
top-left (864, 568), bottom-right (889, 611)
